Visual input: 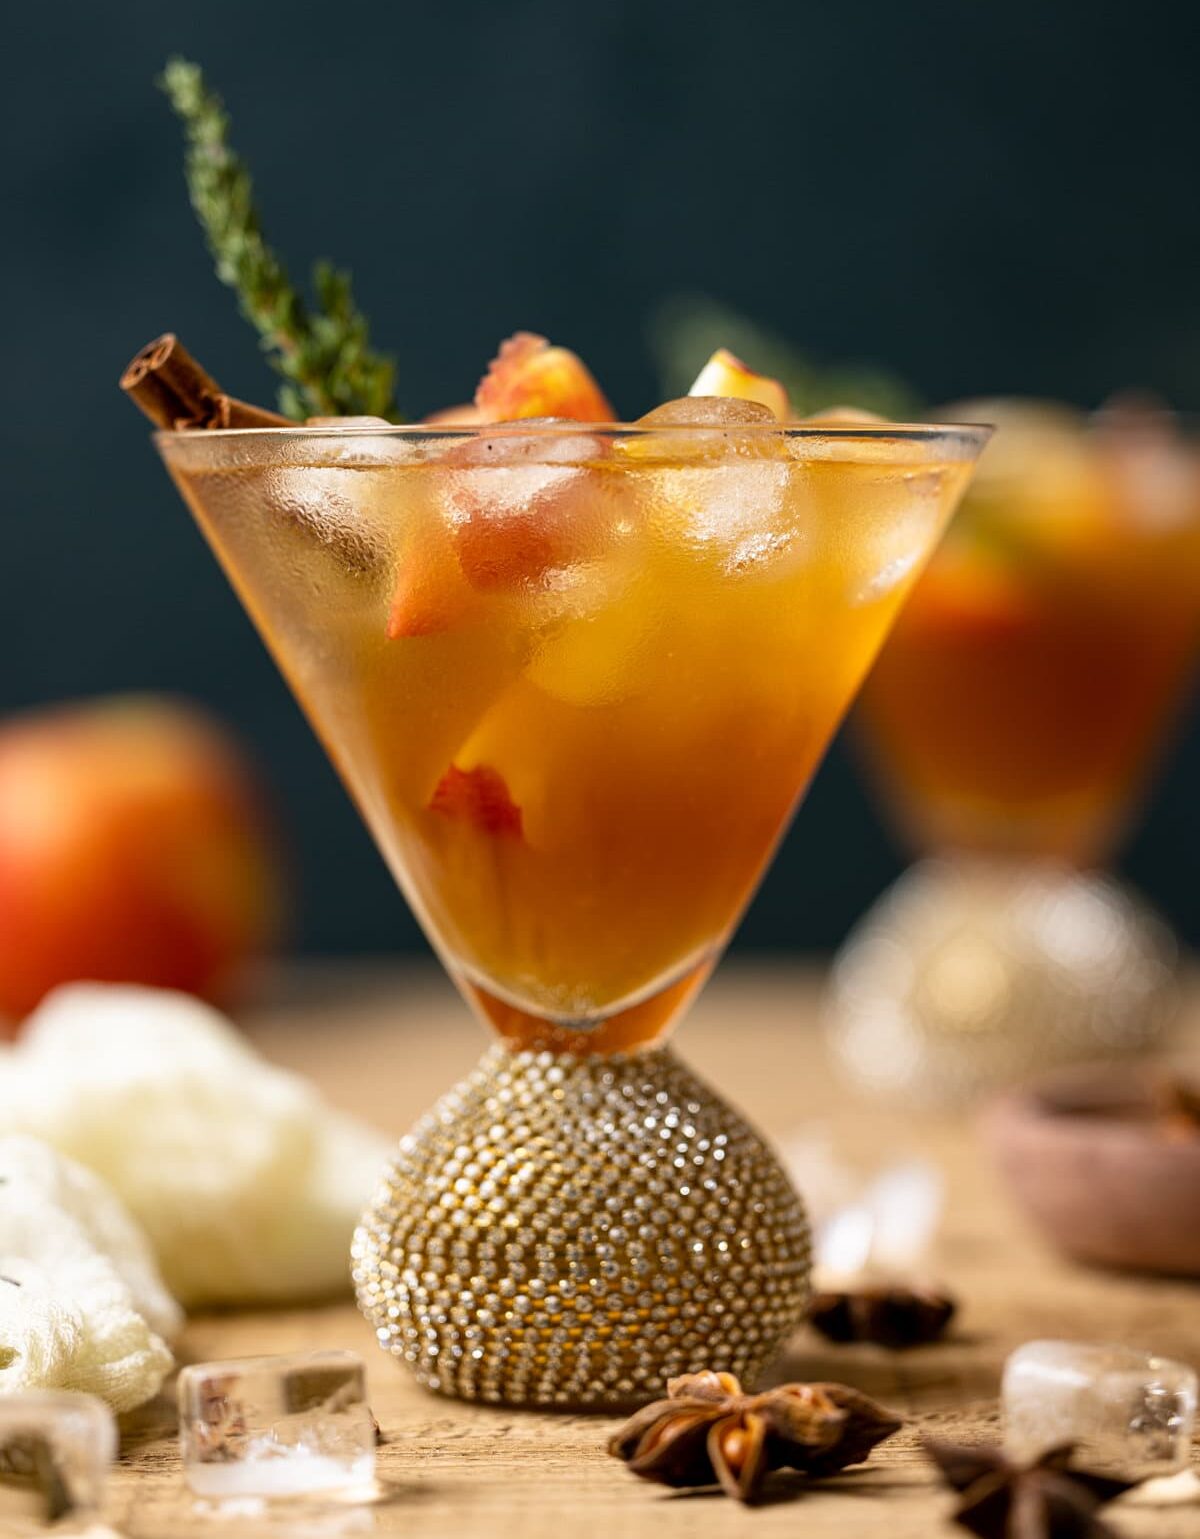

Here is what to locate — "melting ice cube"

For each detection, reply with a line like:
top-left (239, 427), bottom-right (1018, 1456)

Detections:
top-left (265, 467), bottom-right (393, 578)
top-left (178, 1350), bottom-right (376, 1500)
top-left (1003, 1340), bottom-right (1198, 1479)
top-left (0, 1391), bottom-right (116, 1525)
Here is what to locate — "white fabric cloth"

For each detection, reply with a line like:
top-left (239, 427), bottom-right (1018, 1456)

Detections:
top-left (0, 984), bottom-right (390, 1308)
top-left (0, 1135), bottom-right (179, 1411)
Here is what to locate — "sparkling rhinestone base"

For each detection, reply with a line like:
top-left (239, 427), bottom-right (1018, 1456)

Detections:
top-left (353, 1044), bottom-right (812, 1408)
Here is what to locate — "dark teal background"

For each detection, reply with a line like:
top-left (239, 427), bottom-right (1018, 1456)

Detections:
top-left (4, 0), bottom-right (1199, 953)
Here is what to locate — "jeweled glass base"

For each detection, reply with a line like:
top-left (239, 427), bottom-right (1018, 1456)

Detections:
top-left (353, 1045), bottom-right (811, 1408)
top-left (827, 856), bottom-right (1178, 1107)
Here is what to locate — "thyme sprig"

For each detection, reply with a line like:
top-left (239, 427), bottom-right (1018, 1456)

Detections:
top-left (160, 58), bottom-right (397, 420)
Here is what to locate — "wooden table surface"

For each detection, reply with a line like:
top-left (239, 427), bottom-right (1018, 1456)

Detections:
top-left (105, 961), bottom-right (1200, 1538)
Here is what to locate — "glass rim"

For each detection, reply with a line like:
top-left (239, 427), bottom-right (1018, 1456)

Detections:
top-left (154, 419), bottom-right (993, 446)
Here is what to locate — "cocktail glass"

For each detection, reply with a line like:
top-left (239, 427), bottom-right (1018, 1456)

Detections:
top-left (831, 402), bottom-right (1200, 1104)
top-left (154, 416), bottom-right (986, 1405)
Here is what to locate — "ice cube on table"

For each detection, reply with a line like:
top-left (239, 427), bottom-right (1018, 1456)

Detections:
top-left (1003, 1340), bottom-right (1198, 1479)
top-left (178, 1350), bottom-right (376, 1500)
top-left (0, 1391), bottom-right (116, 1525)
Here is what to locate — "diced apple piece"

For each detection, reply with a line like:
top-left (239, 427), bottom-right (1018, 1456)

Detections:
top-left (687, 348), bottom-right (790, 421)
top-left (386, 484), bottom-right (482, 640)
top-left (429, 763), bottom-right (523, 838)
top-left (444, 426), bottom-right (616, 592)
top-left (440, 682), bottom-right (549, 846)
top-left (387, 526), bottom-right (477, 638)
top-left (454, 496), bottom-right (574, 591)
top-left (475, 333), bottom-right (614, 423)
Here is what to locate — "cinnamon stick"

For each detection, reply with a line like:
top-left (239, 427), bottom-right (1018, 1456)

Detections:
top-left (120, 333), bottom-right (290, 429)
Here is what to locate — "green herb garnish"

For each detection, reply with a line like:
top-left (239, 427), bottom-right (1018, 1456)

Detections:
top-left (160, 58), bottom-right (397, 421)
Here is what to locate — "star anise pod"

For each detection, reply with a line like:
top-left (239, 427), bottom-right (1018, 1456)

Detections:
top-left (608, 1369), bottom-right (902, 1503)
top-left (808, 1283), bottom-right (957, 1349)
top-left (924, 1438), bottom-right (1138, 1538)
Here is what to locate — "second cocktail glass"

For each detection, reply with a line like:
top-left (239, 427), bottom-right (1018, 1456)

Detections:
top-left (157, 415), bottom-right (986, 1404)
top-left (832, 402), bottom-right (1200, 1103)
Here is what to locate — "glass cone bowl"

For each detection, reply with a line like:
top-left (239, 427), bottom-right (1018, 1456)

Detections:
top-left (833, 403), bottom-right (1200, 1106)
top-left (157, 417), bottom-right (987, 1405)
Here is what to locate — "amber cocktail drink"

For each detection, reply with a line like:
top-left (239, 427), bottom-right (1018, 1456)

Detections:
top-left (161, 422), bottom-right (982, 1054)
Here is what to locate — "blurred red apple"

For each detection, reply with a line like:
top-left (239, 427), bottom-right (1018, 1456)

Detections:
top-left (0, 695), bottom-right (283, 1031)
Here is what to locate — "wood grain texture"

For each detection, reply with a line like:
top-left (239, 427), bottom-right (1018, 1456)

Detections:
top-left (105, 962), bottom-right (1200, 1538)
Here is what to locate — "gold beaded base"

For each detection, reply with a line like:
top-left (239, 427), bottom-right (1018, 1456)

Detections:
top-left (353, 1044), bottom-right (811, 1408)
top-left (827, 858), bottom-right (1178, 1106)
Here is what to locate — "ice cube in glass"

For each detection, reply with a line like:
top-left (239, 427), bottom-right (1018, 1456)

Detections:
top-left (178, 1350), bottom-right (376, 1499)
top-left (0, 1390), bottom-right (116, 1525)
top-left (1003, 1339), bottom-right (1198, 1478)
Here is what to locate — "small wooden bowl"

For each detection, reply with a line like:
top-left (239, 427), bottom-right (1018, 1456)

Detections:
top-left (983, 1064), bottom-right (1200, 1277)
